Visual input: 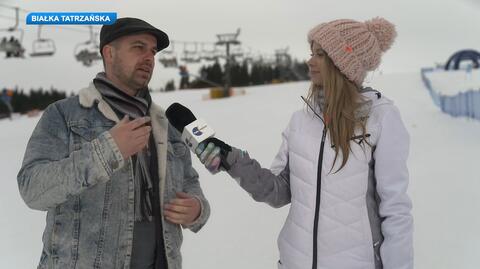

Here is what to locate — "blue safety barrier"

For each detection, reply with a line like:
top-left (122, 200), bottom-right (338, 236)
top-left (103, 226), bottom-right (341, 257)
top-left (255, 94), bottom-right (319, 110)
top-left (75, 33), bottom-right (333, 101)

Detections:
top-left (421, 67), bottom-right (480, 120)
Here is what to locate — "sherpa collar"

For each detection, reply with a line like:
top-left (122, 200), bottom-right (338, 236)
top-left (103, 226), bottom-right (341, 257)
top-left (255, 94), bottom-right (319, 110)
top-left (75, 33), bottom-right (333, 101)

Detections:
top-left (78, 82), bottom-right (166, 122)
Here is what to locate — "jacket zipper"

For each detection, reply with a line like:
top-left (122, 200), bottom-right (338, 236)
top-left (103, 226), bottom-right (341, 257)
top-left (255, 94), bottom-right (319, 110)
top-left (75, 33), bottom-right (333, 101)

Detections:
top-left (299, 95), bottom-right (328, 269)
top-left (312, 126), bottom-right (327, 269)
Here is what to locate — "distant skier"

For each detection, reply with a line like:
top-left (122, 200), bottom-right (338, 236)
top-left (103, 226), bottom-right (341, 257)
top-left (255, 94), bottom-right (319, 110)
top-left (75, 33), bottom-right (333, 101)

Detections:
top-left (195, 17), bottom-right (413, 269)
top-left (0, 89), bottom-right (14, 119)
top-left (179, 65), bottom-right (190, 89)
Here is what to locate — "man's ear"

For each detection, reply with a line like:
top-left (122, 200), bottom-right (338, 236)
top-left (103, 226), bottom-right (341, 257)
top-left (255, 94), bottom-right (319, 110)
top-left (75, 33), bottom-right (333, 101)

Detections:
top-left (102, 45), bottom-right (114, 61)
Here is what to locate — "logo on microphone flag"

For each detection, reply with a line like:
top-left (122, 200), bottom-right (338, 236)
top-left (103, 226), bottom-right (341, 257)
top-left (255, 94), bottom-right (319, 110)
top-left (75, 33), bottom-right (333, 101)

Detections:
top-left (192, 127), bottom-right (203, 136)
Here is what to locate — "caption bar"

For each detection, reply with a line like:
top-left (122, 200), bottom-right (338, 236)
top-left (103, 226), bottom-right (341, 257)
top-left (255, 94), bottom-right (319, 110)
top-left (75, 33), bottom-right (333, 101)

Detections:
top-left (26, 12), bottom-right (117, 25)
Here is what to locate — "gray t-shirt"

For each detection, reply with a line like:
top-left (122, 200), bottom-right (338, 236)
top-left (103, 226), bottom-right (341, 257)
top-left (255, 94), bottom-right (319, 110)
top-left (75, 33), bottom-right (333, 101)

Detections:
top-left (131, 221), bottom-right (156, 269)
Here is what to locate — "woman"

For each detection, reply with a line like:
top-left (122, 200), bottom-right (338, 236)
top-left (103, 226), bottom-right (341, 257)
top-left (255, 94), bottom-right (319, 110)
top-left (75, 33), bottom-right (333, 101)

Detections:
top-left (196, 17), bottom-right (413, 269)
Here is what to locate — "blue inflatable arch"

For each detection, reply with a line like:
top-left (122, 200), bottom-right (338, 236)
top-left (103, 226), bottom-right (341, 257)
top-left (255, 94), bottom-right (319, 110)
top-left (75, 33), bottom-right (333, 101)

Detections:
top-left (445, 49), bottom-right (480, 70)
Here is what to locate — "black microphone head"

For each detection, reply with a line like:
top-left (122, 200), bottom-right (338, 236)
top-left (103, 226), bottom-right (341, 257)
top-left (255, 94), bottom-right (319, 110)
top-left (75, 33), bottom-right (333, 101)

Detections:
top-left (165, 103), bottom-right (197, 133)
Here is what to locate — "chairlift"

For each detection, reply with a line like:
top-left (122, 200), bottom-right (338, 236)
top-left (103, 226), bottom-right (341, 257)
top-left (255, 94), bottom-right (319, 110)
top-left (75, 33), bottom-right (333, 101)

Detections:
top-left (180, 42), bottom-right (201, 63)
top-left (30, 25), bottom-right (56, 57)
top-left (213, 45), bottom-right (226, 59)
top-left (0, 7), bottom-right (26, 58)
top-left (230, 46), bottom-right (244, 58)
top-left (181, 51), bottom-right (201, 63)
top-left (275, 47), bottom-right (292, 67)
top-left (199, 43), bottom-right (220, 61)
top-left (219, 43), bottom-right (244, 62)
top-left (158, 41), bottom-right (178, 68)
top-left (241, 47), bottom-right (254, 62)
top-left (215, 28), bottom-right (242, 64)
top-left (253, 54), bottom-right (275, 65)
top-left (74, 26), bottom-right (102, 67)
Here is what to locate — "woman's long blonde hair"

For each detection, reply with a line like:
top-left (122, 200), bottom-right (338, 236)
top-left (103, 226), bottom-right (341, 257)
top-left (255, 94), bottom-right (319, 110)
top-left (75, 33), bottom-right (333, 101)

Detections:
top-left (307, 51), bottom-right (369, 173)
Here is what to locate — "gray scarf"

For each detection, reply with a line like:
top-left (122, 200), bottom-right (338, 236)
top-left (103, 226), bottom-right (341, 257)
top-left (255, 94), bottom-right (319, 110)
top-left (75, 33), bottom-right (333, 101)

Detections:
top-left (94, 72), bottom-right (154, 222)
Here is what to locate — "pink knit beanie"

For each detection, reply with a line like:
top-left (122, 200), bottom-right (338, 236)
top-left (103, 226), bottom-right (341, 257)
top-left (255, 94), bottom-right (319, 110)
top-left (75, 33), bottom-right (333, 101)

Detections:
top-left (307, 17), bottom-right (396, 86)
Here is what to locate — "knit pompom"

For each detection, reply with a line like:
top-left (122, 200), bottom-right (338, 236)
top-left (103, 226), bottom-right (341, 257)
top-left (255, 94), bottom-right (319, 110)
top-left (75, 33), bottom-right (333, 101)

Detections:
top-left (365, 17), bottom-right (396, 52)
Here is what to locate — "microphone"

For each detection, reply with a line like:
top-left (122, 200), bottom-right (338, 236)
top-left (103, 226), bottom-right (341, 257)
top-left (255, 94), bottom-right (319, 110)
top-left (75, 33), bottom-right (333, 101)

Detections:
top-left (165, 103), bottom-right (216, 152)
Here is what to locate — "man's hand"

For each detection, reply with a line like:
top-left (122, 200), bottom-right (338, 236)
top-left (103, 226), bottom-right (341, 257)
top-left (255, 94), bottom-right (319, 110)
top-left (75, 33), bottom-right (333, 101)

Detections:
top-left (109, 116), bottom-right (151, 159)
top-left (164, 192), bottom-right (201, 225)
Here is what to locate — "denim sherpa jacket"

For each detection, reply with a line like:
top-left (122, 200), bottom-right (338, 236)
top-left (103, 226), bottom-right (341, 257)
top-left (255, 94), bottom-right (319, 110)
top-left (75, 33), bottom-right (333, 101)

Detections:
top-left (17, 83), bottom-right (210, 269)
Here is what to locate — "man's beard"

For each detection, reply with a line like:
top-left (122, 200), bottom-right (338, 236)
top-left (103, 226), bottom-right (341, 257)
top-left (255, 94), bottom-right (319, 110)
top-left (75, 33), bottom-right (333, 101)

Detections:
top-left (114, 64), bottom-right (150, 90)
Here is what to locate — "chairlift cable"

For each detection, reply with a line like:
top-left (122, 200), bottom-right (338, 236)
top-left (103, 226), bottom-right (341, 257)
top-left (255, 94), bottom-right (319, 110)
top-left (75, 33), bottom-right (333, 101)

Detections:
top-left (0, 3), bottom-right (29, 13)
top-left (0, 14), bottom-right (14, 21)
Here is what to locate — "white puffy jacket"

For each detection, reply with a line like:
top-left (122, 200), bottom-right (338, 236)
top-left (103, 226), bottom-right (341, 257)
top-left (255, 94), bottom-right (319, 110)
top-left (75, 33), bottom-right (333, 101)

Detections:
top-left (226, 90), bottom-right (413, 269)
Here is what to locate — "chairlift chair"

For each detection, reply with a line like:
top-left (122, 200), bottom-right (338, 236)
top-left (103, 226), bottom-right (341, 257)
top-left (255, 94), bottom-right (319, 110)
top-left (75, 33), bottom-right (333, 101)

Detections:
top-left (274, 47), bottom-right (292, 67)
top-left (30, 26), bottom-right (56, 57)
top-left (0, 35), bottom-right (25, 58)
top-left (242, 47), bottom-right (254, 63)
top-left (158, 42), bottom-right (178, 68)
top-left (159, 53), bottom-right (178, 68)
top-left (74, 43), bottom-right (102, 67)
top-left (181, 51), bottom-right (201, 63)
top-left (230, 46), bottom-right (244, 59)
top-left (74, 26), bottom-right (102, 67)
top-left (199, 43), bottom-right (219, 61)
top-left (180, 42), bottom-right (201, 63)
top-left (0, 7), bottom-right (26, 58)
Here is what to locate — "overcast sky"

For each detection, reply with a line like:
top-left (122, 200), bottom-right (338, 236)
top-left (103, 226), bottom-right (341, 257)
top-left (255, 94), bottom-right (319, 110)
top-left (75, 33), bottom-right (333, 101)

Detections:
top-left (1, 0), bottom-right (480, 91)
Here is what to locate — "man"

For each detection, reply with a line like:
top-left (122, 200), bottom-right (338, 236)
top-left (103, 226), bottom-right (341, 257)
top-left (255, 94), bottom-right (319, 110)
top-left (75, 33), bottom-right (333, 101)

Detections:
top-left (17, 17), bottom-right (210, 269)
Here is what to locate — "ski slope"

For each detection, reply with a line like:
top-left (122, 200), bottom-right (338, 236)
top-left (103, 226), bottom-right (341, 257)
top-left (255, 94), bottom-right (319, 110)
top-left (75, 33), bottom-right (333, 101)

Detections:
top-left (0, 72), bottom-right (479, 269)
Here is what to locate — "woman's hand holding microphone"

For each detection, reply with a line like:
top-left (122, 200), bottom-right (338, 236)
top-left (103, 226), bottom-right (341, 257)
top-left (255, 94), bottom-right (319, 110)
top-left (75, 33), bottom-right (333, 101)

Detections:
top-left (195, 137), bottom-right (232, 174)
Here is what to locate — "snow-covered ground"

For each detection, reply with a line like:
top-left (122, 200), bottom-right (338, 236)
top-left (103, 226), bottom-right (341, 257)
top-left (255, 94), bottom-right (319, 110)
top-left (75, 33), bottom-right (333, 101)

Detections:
top-left (1, 72), bottom-right (480, 269)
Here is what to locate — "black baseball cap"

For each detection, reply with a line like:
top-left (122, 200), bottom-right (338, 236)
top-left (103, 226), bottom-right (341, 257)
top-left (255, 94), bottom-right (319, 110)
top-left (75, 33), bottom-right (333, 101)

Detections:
top-left (99, 17), bottom-right (170, 55)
